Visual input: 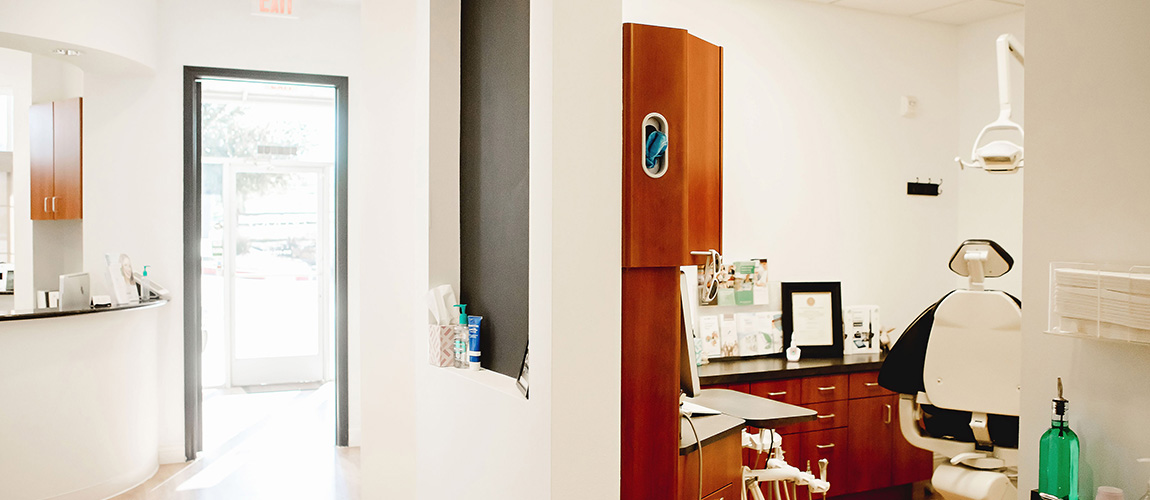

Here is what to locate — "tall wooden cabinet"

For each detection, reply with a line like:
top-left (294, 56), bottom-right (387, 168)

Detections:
top-left (622, 24), bottom-right (722, 268)
top-left (621, 23), bottom-right (724, 500)
top-left (30, 97), bottom-right (83, 220)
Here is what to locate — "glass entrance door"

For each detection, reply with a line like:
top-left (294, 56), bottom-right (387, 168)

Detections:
top-left (226, 164), bottom-right (330, 386)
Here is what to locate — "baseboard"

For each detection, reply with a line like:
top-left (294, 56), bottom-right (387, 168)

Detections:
top-left (348, 426), bottom-right (361, 447)
top-left (46, 460), bottom-right (157, 500)
top-left (158, 444), bottom-right (188, 465)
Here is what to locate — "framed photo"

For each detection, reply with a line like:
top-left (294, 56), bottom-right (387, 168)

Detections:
top-left (516, 344), bottom-right (530, 398)
top-left (781, 282), bottom-right (844, 358)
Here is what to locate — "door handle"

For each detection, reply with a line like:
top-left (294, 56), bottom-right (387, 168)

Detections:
top-left (884, 404), bottom-right (892, 424)
top-left (815, 443), bottom-right (835, 449)
top-left (864, 382), bottom-right (879, 387)
top-left (816, 414), bottom-right (836, 419)
top-left (767, 391), bottom-right (787, 397)
top-left (51, 196), bottom-right (57, 212)
top-left (817, 386), bottom-right (837, 391)
top-left (44, 197), bottom-right (49, 213)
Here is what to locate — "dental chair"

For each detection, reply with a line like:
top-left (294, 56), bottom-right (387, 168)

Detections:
top-left (878, 240), bottom-right (1022, 500)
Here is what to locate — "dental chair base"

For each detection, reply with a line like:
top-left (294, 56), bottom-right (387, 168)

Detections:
top-left (931, 465), bottom-right (1017, 500)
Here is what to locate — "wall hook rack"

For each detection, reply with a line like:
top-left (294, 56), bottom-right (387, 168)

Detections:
top-left (907, 177), bottom-right (941, 196)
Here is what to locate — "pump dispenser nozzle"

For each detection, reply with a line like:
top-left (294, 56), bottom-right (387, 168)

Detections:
top-left (1053, 377), bottom-right (1068, 417)
top-left (453, 304), bottom-right (467, 326)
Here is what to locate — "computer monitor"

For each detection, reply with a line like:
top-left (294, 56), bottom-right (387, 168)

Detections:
top-left (679, 267), bottom-right (701, 398)
top-left (58, 272), bottom-right (90, 311)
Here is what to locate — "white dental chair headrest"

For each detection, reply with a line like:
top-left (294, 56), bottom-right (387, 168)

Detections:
top-left (949, 239), bottom-right (1013, 279)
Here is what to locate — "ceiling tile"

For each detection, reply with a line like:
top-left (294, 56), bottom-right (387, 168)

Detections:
top-left (832, 0), bottom-right (965, 17)
top-left (912, 0), bottom-right (1023, 25)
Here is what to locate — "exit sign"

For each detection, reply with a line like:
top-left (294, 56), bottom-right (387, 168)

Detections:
top-left (252, 0), bottom-right (295, 17)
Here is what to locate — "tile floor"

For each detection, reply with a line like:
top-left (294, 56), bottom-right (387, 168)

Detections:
top-left (112, 382), bottom-right (358, 500)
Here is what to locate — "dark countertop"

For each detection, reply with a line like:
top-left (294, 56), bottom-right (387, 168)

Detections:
top-left (679, 413), bottom-right (744, 455)
top-left (0, 299), bottom-right (168, 322)
top-left (699, 353), bottom-right (886, 386)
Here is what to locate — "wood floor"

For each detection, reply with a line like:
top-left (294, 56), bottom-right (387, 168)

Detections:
top-left (112, 383), bottom-right (358, 500)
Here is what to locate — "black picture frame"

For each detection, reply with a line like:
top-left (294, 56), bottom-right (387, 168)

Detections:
top-left (516, 344), bottom-right (530, 398)
top-left (781, 282), bottom-right (844, 358)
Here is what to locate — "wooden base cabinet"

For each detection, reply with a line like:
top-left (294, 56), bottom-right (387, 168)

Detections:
top-left (705, 370), bottom-right (933, 498)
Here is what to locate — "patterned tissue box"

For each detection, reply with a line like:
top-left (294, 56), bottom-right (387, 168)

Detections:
top-left (428, 325), bottom-right (455, 367)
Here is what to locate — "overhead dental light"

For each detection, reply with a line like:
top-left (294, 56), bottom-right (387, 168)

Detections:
top-left (957, 34), bottom-right (1025, 173)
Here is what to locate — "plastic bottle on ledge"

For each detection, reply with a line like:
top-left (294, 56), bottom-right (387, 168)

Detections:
top-left (452, 304), bottom-right (469, 369)
top-left (1038, 377), bottom-right (1079, 500)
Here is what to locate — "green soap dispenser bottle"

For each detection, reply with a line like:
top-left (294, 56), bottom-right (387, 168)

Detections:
top-left (1039, 378), bottom-right (1079, 500)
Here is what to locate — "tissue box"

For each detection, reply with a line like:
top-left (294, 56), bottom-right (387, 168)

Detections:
top-left (428, 325), bottom-right (454, 367)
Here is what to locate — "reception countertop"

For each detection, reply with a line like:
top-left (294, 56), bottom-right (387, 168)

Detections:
top-left (699, 353), bottom-right (886, 386)
top-left (0, 299), bottom-right (168, 322)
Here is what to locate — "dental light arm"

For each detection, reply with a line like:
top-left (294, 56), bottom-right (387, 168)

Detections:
top-left (996, 34), bottom-right (1024, 123)
top-left (958, 34), bottom-right (1026, 173)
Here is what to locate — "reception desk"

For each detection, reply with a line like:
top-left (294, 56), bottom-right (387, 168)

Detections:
top-left (0, 300), bottom-right (167, 500)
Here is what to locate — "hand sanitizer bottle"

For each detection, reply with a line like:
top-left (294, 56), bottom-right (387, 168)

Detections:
top-left (1039, 378), bottom-right (1079, 500)
top-left (452, 304), bottom-right (469, 369)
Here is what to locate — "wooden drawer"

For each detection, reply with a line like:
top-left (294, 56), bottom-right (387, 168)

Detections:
top-left (800, 374), bottom-right (848, 404)
top-left (702, 482), bottom-right (738, 500)
top-left (679, 430), bottom-right (742, 500)
top-left (849, 371), bottom-right (892, 399)
top-left (749, 378), bottom-right (801, 405)
top-left (799, 427), bottom-right (848, 496)
top-left (795, 400), bottom-right (849, 433)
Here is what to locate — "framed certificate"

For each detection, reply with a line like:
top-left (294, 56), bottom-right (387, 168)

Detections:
top-left (781, 282), bottom-right (843, 358)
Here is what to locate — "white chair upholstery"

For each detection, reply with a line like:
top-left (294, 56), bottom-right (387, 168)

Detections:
top-left (888, 240), bottom-right (1021, 500)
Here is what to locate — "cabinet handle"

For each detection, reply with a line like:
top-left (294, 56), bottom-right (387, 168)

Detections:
top-left (815, 443), bottom-right (835, 449)
top-left (864, 382), bottom-right (879, 387)
top-left (816, 414), bottom-right (836, 419)
top-left (44, 197), bottom-right (49, 213)
top-left (817, 386), bottom-right (836, 391)
top-left (51, 196), bottom-right (57, 212)
top-left (884, 404), bottom-right (892, 424)
top-left (767, 391), bottom-right (787, 397)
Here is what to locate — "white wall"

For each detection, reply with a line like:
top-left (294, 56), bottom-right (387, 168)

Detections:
top-left (0, 48), bottom-right (33, 310)
top-left (623, 0), bottom-right (961, 335)
top-left (365, 0), bottom-right (623, 498)
top-left (28, 56), bottom-right (86, 301)
top-left (356, 0), bottom-right (425, 496)
top-left (1021, 2), bottom-right (1150, 497)
top-left (0, 0), bottom-right (157, 72)
top-left (74, 0), bottom-right (364, 462)
top-left (955, 13), bottom-right (1025, 296)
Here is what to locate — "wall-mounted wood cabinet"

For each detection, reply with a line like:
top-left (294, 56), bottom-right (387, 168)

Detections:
top-left (30, 97), bottom-right (82, 220)
top-left (622, 24), bottom-right (722, 268)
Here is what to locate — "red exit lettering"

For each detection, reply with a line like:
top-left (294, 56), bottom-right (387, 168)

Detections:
top-left (259, 0), bottom-right (292, 15)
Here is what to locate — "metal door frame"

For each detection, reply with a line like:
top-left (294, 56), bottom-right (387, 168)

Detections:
top-left (184, 67), bottom-right (350, 459)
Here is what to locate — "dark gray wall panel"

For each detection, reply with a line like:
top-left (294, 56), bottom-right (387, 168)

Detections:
top-left (459, 0), bottom-right (530, 377)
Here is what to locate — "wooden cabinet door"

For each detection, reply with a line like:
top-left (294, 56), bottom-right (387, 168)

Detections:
top-left (29, 102), bottom-right (55, 220)
top-left (799, 427), bottom-right (848, 497)
top-left (52, 97), bottom-right (82, 220)
top-left (683, 34), bottom-right (722, 261)
top-left (846, 396), bottom-right (895, 494)
top-left (891, 395), bottom-right (934, 485)
top-left (679, 431), bottom-right (741, 500)
top-left (622, 23), bottom-right (689, 268)
top-left (622, 268), bottom-right (681, 500)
